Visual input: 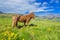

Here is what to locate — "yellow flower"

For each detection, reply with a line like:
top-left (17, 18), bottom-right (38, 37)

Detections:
top-left (1, 39), bottom-right (4, 40)
top-left (31, 31), bottom-right (34, 35)
top-left (45, 35), bottom-right (47, 38)
top-left (47, 27), bottom-right (52, 31)
top-left (8, 32), bottom-right (15, 40)
top-left (4, 31), bottom-right (9, 36)
top-left (14, 33), bottom-right (18, 39)
top-left (8, 37), bottom-right (11, 40)
top-left (11, 32), bottom-right (14, 37)
top-left (7, 27), bottom-right (10, 29)
top-left (22, 38), bottom-right (24, 40)
top-left (4, 33), bottom-right (7, 36)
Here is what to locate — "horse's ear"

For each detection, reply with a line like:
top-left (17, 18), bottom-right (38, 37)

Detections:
top-left (29, 12), bottom-right (34, 15)
top-left (30, 12), bottom-right (34, 14)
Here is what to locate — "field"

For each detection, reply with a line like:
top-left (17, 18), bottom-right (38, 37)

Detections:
top-left (0, 14), bottom-right (60, 40)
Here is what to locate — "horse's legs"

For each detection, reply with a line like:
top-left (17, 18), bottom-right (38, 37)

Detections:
top-left (15, 21), bottom-right (18, 27)
top-left (12, 19), bottom-right (18, 28)
top-left (25, 20), bottom-right (29, 27)
top-left (24, 22), bottom-right (26, 27)
top-left (12, 21), bottom-right (15, 28)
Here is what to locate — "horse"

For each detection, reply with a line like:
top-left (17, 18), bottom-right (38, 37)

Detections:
top-left (12, 12), bottom-right (35, 28)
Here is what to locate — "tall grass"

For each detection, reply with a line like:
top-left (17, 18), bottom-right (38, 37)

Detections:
top-left (0, 14), bottom-right (60, 40)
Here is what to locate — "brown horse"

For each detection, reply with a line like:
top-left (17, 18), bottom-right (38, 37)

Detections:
top-left (12, 12), bottom-right (35, 27)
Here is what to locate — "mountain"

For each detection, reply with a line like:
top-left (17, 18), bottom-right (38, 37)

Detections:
top-left (0, 11), bottom-right (4, 14)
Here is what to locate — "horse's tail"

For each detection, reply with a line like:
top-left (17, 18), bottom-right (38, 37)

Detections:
top-left (12, 15), bottom-right (20, 27)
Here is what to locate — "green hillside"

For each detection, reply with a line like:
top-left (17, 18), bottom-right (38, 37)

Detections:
top-left (0, 14), bottom-right (60, 40)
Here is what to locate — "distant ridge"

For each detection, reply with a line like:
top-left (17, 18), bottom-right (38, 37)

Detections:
top-left (0, 11), bottom-right (4, 14)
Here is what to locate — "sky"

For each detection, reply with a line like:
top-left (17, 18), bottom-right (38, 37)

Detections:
top-left (0, 0), bottom-right (60, 16)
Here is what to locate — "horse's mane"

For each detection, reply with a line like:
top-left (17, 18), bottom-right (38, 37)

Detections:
top-left (24, 12), bottom-right (34, 17)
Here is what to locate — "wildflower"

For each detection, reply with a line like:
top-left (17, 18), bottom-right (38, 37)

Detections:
top-left (4, 31), bottom-right (9, 36)
top-left (4, 31), bottom-right (9, 34)
top-left (4, 33), bottom-right (7, 36)
top-left (11, 32), bottom-right (14, 37)
top-left (1, 39), bottom-right (4, 40)
top-left (31, 31), bottom-right (34, 35)
top-left (47, 27), bottom-right (52, 31)
top-left (22, 38), bottom-right (24, 40)
top-left (8, 37), bottom-right (11, 40)
top-left (7, 27), bottom-right (10, 29)
top-left (45, 35), bottom-right (47, 38)
top-left (8, 32), bottom-right (14, 40)
top-left (14, 33), bottom-right (18, 39)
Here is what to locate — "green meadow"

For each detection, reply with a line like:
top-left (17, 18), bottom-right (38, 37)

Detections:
top-left (0, 14), bottom-right (60, 40)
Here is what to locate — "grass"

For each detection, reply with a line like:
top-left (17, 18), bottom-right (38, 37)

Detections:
top-left (0, 14), bottom-right (60, 40)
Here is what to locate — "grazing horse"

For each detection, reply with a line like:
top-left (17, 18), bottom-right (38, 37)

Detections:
top-left (12, 12), bottom-right (35, 28)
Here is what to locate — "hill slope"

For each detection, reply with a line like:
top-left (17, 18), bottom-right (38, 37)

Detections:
top-left (0, 14), bottom-right (60, 40)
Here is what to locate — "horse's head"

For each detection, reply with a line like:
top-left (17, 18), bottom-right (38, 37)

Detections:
top-left (29, 12), bottom-right (35, 18)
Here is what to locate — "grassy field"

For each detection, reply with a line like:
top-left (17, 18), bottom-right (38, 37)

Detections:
top-left (0, 14), bottom-right (60, 40)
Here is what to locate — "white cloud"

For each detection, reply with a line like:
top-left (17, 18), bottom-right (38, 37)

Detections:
top-left (32, 9), bottom-right (54, 12)
top-left (50, 0), bottom-right (54, 3)
top-left (33, 2), bottom-right (41, 6)
top-left (42, 2), bottom-right (48, 6)
top-left (0, 0), bottom-right (54, 14)
top-left (55, 0), bottom-right (60, 3)
top-left (29, 7), bottom-right (54, 12)
top-left (50, 0), bottom-right (60, 3)
top-left (44, 9), bottom-right (54, 12)
top-left (41, 2), bottom-right (50, 7)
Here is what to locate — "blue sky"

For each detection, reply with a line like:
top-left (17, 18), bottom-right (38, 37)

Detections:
top-left (0, 0), bottom-right (60, 16)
